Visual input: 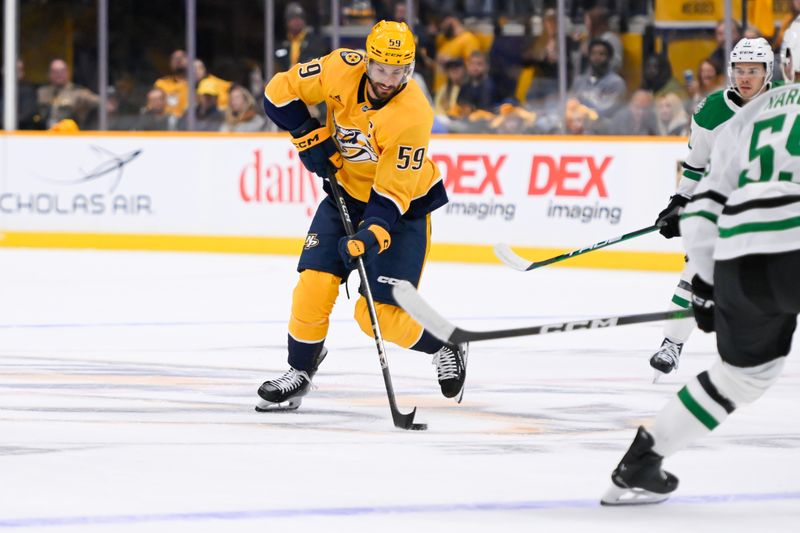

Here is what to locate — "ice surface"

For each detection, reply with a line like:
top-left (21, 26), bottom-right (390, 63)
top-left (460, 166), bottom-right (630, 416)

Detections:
top-left (0, 249), bottom-right (797, 532)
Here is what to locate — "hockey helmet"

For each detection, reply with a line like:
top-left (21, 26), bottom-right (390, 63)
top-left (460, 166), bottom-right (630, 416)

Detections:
top-left (782, 16), bottom-right (800, 82)
top-left (728, 37), bottom-right (774, 98)
top-left (366, 20), bottom-right (415, 66)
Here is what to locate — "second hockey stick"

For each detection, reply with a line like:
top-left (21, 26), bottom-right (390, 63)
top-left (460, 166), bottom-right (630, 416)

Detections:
top-left (392, 280), bottom-right (692, 344)
top-left (328, 176), bottom-right (427, 431)
top-left (494, 223), bottom-right (663, 272)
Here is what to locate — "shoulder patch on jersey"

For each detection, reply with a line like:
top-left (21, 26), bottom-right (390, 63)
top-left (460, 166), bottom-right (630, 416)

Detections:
top-left (340, 51), bottom-right (364, 66)
top-left (693, 90), bottom-right (735, 131)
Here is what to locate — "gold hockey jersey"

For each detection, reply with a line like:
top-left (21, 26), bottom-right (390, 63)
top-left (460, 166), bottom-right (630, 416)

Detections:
top-left (265, 49), bottom-right (443, 221)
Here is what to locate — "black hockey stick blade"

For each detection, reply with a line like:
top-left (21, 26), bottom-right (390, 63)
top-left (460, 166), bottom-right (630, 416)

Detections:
top-left (494, 224), bottom-right (662, 272)
top-left (393, 407), bottom-right (427, 431)
top-left (393, 280), bottom-right (693, 344)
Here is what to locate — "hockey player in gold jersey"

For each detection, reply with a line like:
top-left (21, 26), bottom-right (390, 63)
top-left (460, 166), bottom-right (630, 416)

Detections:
top-left (256, 21), bottom-right (467, 411)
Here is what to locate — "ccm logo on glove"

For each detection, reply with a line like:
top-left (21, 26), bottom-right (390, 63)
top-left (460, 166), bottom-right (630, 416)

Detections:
top-left (290, 117), bottom-right (343, 178)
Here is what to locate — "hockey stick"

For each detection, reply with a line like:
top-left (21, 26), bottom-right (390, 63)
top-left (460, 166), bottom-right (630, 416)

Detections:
top-left (328, 176), bottom-right (427, 431)
top-left (494, 223), bottom-right (663, 272)
top-left (392, 280), bottom-right (693, 344)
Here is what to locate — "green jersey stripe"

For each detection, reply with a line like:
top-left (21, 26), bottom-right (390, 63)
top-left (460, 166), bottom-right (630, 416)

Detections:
top-left (719, 215), bottom-right (800, 238)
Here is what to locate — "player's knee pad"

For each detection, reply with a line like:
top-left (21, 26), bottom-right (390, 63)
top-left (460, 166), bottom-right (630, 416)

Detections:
top-left (707, 357), bottom-right (786, 407)
top-left (353, 297), bottom-right (423, 349)
top-left (288, 270), bottom-right (341, 342)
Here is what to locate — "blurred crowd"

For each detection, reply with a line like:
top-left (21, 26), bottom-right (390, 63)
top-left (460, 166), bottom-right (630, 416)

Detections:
top-left (2, 0), bottom-right (798, 136)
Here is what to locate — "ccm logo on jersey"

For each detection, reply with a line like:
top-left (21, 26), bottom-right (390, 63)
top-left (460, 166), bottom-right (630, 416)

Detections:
top-left (528, 155), bottom-right (611, 197)
top-left (377, 275), bottom-right (403, 285)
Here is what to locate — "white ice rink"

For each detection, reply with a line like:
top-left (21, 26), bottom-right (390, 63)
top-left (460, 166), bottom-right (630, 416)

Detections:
top-left (0, 248), bottom-right (798, 532)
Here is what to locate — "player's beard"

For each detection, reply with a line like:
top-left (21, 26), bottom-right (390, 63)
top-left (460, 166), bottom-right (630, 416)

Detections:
top-left (367, 77), bottom-right (400, 103)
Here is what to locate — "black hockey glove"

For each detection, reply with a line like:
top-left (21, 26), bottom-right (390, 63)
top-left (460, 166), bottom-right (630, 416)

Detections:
top-left (290, 117), bottom-right (342, 179)
top-left (338, 218), bottom-right (391, 269)
top-left (691, 275), bottom-right (715, 333)
top-left (655, 194), bottom-right (691, 239)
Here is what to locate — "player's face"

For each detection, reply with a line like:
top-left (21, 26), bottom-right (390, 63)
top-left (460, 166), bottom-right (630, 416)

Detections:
top-left (732, 62), bottom-right (766, 99)
top-left (366, 61), bottom-right (408, 101)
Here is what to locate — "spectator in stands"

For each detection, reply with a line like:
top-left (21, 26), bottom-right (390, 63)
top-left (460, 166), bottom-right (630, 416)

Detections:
top-left (654, 93), bottom-right (689, 137)
top-left (487, 16), bottom-right (524, 105)
top-left (414, 10), bottom-right (441, 91)
top-left (0, 59), bottom-right (41, 129)
top-left (434, 58), bottom-right (466, 117)
top-left (523, 8), bottom-right (563, 106)
top-left (274, 2), bottom-right (329, 73)
top-left (489, 103), bottom-right (537, 135)
top-left (37, 59), bottom-right (99, 130)
top-left (458, 51), bottom-right (495, 112)
top-left (434, 13), bottom-right (482, 92)
top-left (708, 19), bottom-right (742, 73)
top-left (155, 49), bottom-right (188, 118)
top-left (579, 6), bottom-right (623, 73)
top-left (220, 86), bottom-right (266, 132)
top-left (608, 89), bottom-right (657, 136)
top-left (743, 24), bottom-right (764, 40)
top-left (565, 97), bottom-right (600, 135)
top-left (194, 59), bottom-right (232, 111)
top-left (570, 39), bottom-right (626, 119)
top-left (133, 87), bottom-right (173, 131)
top-left (686, 59), bottom-right (724, 113)
top-left (641, 53), bottom-right (688, 101)
top-left (178, 78), bottom-right (223, 132)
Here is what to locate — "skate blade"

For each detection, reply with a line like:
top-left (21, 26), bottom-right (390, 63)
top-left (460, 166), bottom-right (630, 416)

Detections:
top-left (600, 483), bottom-right (671, 506)
top-left (652, 369), bottom-right (665, 384)
top-left (254, 397), bottom-right (303, 412)
top-left (455, 345), bottom-right (469, 404)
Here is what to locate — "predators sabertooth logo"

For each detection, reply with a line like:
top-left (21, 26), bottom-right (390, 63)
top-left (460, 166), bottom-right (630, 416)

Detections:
top-left (333, 117), bottom-right (378, 163)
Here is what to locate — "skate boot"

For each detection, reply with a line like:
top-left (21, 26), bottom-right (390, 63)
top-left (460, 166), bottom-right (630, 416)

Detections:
top-left (431, 342), bottom-right (468, 403)
top-left (650, 338), bottom-right (683, 381)
top-left (255, 348), bottom-right (327, 412)
top-left (600, 426), bottom-right (679, 506)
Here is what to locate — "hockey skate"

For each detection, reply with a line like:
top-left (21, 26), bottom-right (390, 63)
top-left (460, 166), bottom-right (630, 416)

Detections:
top-left (255, 348), bottom-right (327, 412)
top-left (601, 426), bottom-right (679, 506)
top-left (650, 338), bottom-right (683, 382)
top-left (432, 342), bottom-right (468, 403)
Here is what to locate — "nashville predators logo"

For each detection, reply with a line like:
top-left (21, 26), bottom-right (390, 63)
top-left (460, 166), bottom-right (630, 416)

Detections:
top-left (332, 115), bottom-right (378, 163)
top-left (304, 233), bottom-right (320, 249)
top-left (340, 51), bottom-right (364, 66)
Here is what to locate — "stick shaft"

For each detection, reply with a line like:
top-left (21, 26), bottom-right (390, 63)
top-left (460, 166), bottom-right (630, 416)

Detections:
top-left (328, 177), bottom-right (420, 429)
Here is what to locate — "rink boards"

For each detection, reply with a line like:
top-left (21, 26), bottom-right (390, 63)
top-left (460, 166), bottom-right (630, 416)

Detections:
top-left (0, 131), bottom-right (686, 271)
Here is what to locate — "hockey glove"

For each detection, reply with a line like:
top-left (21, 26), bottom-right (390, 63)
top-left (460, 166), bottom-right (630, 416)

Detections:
top-left (290, 117), bottom-right (342, 179)
top-left (691, 274), bottom-right (715, 333)
top-left (338, 218), bottom-right (391, 269)
top-left (655, 194), bottom-right (691, 239)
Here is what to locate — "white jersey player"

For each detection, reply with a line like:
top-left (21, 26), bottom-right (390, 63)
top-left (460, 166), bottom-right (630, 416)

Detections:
top-left (601, 20), bottom-right (800, 506)
top-left (649, 37), bottom-right (780, 379)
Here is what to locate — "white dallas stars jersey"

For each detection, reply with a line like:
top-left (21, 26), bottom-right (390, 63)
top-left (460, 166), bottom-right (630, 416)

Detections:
top-left (681, 83), bottom-right (800, 282)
